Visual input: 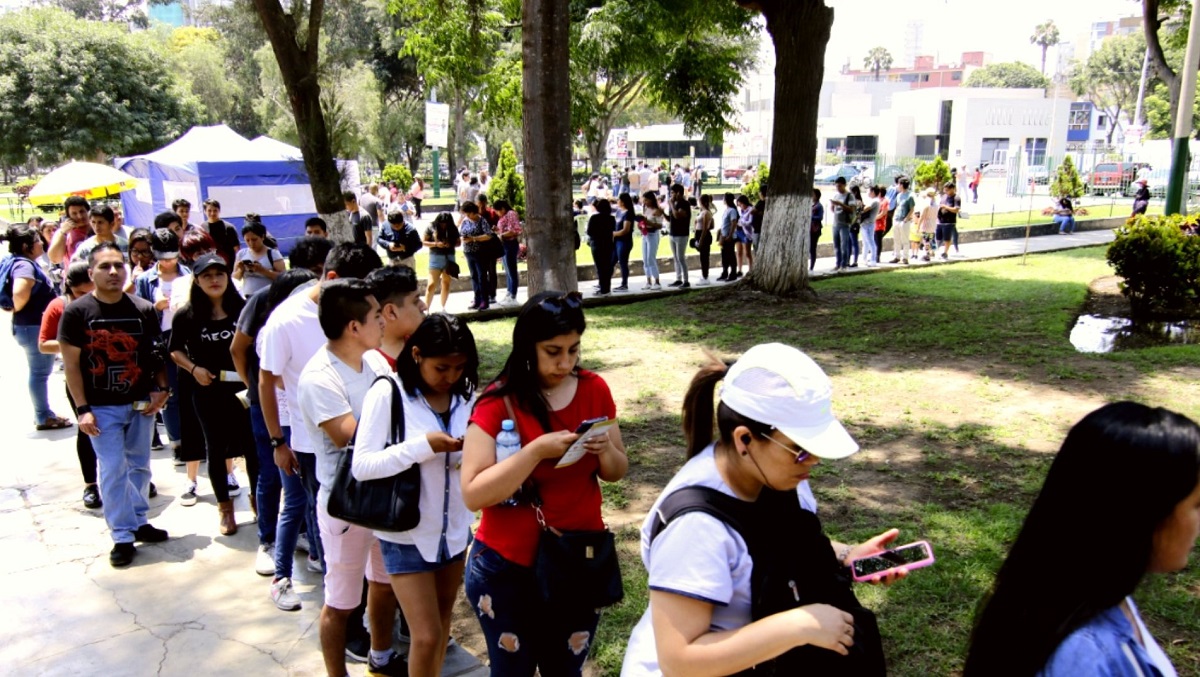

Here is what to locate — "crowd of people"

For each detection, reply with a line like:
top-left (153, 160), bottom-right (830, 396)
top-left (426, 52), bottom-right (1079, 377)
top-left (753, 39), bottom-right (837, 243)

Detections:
top-left (1, 176), bottom-right (1197, 677)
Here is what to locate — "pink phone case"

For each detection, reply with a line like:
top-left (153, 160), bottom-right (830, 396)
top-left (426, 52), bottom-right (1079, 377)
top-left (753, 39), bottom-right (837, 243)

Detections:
top-left (849, 540), bottom-right (935, 582)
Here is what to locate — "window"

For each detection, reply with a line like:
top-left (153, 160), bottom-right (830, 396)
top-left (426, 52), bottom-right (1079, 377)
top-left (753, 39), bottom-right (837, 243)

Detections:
top-left (921, 73), bottom-right (930, 82)
top-left (1097, 115), bottom-right (1108, 129)
top-left (1068, 108), bottom-right (1090, 131)
top-left (951, 71), bottom-right (962, 81)
top-left (1024, 138), bottom-right (1047, 166)
top-left (826, 138), bottom-right (845, 153)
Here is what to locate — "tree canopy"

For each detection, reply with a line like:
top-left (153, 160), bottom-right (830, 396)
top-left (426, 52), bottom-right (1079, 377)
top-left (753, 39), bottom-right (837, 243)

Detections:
top-left (1030, 19), bottom-right (1060, 75)
top-left (1069, 33), bottom-right (1144, 144)
top-left (964, 62), bottom-right (1050, 89)
top-left (863, 47), bottom-right (893, 81)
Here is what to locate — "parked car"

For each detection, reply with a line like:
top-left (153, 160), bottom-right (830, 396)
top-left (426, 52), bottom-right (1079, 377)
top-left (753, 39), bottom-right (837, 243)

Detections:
top-left (873, 165), bottom-right (908, 184)
top-left (1025, 166), bottom-right (1049, 184)
top-left (814, 164), bottom-right (864, 185)
top-left (1086, 162), bottom-right (1152, 194)
top-left (723, 166), bottom-right (748, 181)
top-left (1122, 167), bottom-right (1200, 197)
top-left (981, 163), bottom-right (1007, 178)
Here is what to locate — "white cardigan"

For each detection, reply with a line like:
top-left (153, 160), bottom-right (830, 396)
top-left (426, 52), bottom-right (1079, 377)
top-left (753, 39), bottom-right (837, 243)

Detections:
top-left (351, 374), bottom-right (474, 559)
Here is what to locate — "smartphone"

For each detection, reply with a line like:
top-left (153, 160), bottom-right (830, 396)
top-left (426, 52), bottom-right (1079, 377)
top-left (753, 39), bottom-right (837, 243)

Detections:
top-left (849, 541), bottom-right (935, 582)
top-left (574, 416), bottom-right (608, 435)
top-left (132, 400), bottom-right (151, 412)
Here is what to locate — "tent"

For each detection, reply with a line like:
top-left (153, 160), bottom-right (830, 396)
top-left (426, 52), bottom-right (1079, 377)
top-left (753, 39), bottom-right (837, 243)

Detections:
top-left (116, 125), bottom-right (359, 251)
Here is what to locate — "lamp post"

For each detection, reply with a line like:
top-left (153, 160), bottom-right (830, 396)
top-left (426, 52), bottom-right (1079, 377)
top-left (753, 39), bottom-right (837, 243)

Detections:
top-left (1165, 0), bottom-right (1200, 215)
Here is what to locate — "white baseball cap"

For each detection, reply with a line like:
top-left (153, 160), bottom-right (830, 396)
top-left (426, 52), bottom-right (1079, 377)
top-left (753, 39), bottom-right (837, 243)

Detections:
top-left (719, 343), bottom-right (859, 460)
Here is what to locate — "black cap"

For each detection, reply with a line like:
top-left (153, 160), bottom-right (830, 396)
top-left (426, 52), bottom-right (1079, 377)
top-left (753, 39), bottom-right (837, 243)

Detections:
top-left (192, 253), bottom-right (228, 276)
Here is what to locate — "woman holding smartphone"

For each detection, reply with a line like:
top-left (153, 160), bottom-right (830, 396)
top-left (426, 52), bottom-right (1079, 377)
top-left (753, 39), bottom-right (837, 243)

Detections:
top-left (353, 314), bottom-right (479, 677)
top-left (462, 291), bottom-right (629, 676)
top-left (169, 253), bottom-right (258, 536)
top-left (233, 218), bottom-right (284, 296)
top-left (622, 343), bottom-right (904, 676)
top-left (640, 192), bottom-right (665, 291)
top-left (966, 401), bottom-right (1200, 676)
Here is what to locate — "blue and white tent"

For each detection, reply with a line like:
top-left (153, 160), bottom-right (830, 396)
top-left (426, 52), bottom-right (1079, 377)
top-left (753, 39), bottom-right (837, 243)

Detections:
top-left (116, 125), bottom-right (357, 250)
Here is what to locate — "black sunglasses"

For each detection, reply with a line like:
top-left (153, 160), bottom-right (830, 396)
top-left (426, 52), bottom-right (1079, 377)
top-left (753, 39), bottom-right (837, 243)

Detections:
top-left (537, 291), bottom-right (583, 313)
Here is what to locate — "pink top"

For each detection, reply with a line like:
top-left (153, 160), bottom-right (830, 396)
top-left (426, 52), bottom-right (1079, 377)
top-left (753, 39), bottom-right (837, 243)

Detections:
top-left (496, 210), bottom-right (522, 237)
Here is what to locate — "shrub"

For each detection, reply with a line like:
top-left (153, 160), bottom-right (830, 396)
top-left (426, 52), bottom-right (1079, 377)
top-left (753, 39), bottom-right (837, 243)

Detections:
top-left (489, 141), bottom-right (525, 215)
top-left (1050, 155), bottom-right (1085, 199)
top-left (381, 164), bottom-right (413, 190)
top-left (14, 177), bottom-right (38, 198)
top-left (914, 157), bottom-right (952, 191)
top-left (1106, 214), bottom-right (1200, 315)
top-left (743, 162), bottom-right (770, 203)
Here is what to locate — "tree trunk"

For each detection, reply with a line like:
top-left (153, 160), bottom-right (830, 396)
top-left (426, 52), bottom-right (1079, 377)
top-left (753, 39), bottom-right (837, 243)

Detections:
top-left (1040, 46), bottom-right (1047, 76)
top-left (448, 89), bottom-right (465, 175)
top-left (522, 0), bottom-right (577, 294)
top-left (407, 145), bottom-right (423, 174)
top-left (1143, 0), bottom-right (1183, 143)
top-left (742, 0), bottom-right (831, 298)
top-left (251, 0), bottom-right (348, 240)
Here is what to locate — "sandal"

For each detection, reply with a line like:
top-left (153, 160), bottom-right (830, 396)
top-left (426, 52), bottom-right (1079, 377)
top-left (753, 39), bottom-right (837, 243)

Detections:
top-left (36, 416), bottom-right (74, 431)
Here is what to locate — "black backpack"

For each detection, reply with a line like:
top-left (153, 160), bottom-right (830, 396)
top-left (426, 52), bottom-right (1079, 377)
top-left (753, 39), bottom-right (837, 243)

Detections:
top-left (649, 486), bottom-right (886, 677)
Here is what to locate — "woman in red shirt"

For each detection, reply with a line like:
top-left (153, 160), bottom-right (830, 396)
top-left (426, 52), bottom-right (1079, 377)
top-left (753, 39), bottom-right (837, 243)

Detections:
top-left (462, 291), bottom-right (628, 676)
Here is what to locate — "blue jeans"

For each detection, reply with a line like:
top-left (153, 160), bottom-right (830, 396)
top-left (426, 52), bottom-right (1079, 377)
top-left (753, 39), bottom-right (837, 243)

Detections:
top-left (250, 404), bottom-right (280, 545)
top-left (1054, 215), bottom-right (1075, 233)
top-left (12, 324), bottom-right (56, 424)
top-left (90, 404), bottom-right (154, 544)
top-left (613, 238), bottom-right (632, 286)
top-left (296, 450), bottom-right (324, 570)
top-left (833, 224), bottom-right (852, 269)
top-left (641, 231), bottom-right (661, 281)
top-left (464, 541), bottom-right (602, 677)
top-left (501, 238), bottom-right (520, 297)
top-left (272, 427), bottom-right (309, 578)
top-left (465, 252), bottom-right (491, 307)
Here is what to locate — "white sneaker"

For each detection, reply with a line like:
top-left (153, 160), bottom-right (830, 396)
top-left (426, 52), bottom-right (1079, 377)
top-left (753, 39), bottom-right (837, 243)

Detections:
top-left (295, 534), bottom-right (310, 554)
top-left (306, 554), bottom-right (323, 573)
top-left (255, 544), bottom-right (275, 576)
top-left (179, 482), bottom-right (198, 507)
top-left (270, 577), bottom-right (301, 611)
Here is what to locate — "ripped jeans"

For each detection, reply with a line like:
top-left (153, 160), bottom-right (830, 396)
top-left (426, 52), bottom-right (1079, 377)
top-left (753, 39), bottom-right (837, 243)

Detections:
top-left (464, 540), bottom-right (602, 677)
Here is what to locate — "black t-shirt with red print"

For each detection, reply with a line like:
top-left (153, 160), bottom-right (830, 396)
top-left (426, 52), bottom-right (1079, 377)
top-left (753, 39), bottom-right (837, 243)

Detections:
top-left (58, 293), bottom-right (161, 406)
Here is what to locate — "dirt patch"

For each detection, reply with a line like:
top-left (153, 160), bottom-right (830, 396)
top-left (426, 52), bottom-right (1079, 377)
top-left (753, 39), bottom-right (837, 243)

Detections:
top-left (1085, 275), bottom-right (1131, 316)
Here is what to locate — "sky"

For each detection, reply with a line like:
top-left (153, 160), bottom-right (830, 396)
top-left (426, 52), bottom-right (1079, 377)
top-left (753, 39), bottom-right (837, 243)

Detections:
top-left (822, 0), bottom-right (1141, 74)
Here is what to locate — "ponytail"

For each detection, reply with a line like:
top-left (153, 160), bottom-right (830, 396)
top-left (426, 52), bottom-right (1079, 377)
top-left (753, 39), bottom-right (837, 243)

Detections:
top-left (682, 357), bottom-right (731, 458)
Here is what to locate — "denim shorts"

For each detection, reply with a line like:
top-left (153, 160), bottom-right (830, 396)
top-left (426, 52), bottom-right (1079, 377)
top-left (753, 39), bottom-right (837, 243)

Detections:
top-left (429, 251), bottom-right (455, 271)
top-left (936, 223), bottom-right (957, 243)
top-left (379, 535), bottom-right (469, 575)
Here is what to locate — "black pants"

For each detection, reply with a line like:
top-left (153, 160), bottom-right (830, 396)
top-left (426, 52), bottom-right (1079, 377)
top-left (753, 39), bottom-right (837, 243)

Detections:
top-left (696, 242), bottom-right (711, 279)
top-left (177, 369), bottom-right (207, 463)
top-left (592, 246), bottom-right (614, 293)
top-left (67, 387), bottom-right (96, 485)
top-left (874, 210), bottom-right (894, 263)
top-left (720, 239), bottom-right (736, 277)
top-left (411, 198), bottom-right (422, 219)
top-left (810, 227), bottom-right (822, 270)
top-left (193, 384), bottom-right (256, 503)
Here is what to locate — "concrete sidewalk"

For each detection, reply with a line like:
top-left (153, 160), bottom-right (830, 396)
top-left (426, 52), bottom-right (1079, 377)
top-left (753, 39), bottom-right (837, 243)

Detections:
top-left (0, 226), bottom-right (1113, 676)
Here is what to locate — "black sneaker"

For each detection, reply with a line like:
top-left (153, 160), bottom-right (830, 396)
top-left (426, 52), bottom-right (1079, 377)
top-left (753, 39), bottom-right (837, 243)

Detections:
top-left (345, 632), bottom-right (371, 663)
top-left (148, 482), bottom-right (157, 499)
top-left (681, 282), bottom-right (691, 289)
top-left (716, 273), bottom-right (728, 281)
top-left (668, 280), bottom-right (683, 287)
top-left (134, 523), bottom-right (169, 543)
top-left (366, 651), bottom-right (408, 677)
top-left (83, 485), bottom-right (102, 509)
top-left (613, 285), bottom-right (629, 292)
top-left (110, 542), bottom-right (136, 567)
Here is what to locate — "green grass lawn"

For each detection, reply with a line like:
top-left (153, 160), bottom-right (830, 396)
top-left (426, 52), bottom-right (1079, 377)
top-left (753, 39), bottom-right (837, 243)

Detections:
top-left (459, 246), bottom-right (1200, 676)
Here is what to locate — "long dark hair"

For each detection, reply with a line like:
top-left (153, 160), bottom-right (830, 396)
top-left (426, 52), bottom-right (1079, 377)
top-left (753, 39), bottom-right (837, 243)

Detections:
top-left (395, 313), bottom-right (479, 400)
top-left (965, 401), bottom-right (1200, 676)
top-left (182, 265), bottom-right (245, 324)
top-left (476, 291), bottom-right (586, 433)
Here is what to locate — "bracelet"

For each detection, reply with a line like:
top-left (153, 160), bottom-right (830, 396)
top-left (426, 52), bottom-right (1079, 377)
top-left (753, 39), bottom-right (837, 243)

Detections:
top-left (190, 364), bottom-right (196, 375)
top-left (75, 404), bottom-right (92, 416)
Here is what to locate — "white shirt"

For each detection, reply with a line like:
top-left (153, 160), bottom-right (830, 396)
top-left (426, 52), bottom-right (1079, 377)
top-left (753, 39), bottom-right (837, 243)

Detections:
top-left (352, 374), bottom-right (474, 560)
top-left (297, 347), bottom-right (391, 509)
top-left (258, 291), bottom-right (325, 453)
top-left (234, 247), bottom-right (281, 296)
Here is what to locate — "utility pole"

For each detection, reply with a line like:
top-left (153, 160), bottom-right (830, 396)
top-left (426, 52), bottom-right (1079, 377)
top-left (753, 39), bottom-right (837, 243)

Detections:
top-left (430, 89), bottom-right (441, 199)
top-left (1165, 0), bottom-right (1200, 215)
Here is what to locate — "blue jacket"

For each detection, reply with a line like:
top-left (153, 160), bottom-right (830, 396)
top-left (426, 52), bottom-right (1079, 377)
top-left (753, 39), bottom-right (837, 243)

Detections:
top-left (1040, 602), bottom-right (1173, 677)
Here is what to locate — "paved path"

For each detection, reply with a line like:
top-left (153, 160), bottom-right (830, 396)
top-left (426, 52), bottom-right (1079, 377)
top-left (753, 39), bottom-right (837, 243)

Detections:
top-left (0, 227), bottom-right (1113, 675)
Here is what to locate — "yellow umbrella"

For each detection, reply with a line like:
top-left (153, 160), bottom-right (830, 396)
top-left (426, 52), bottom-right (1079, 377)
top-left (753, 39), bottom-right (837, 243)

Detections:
top-left (28, 161), bottom-right (140, 207)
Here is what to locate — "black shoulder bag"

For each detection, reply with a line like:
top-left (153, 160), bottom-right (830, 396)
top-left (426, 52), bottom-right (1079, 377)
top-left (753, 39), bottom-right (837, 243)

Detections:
top-left (327, 375), bottom-right (422, 532)
top-left (650, 486), bottom-right (886, 677)
top-left (504, 396), bottom-right (624, 610)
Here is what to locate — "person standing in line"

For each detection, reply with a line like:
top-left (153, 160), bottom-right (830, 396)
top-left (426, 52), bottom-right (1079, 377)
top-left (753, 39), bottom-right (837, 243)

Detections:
top-left (857, 186), bottom-right (881, 268)
top-left (494, 199), bottom-right (523, 306)
top-left (937, 183), bottom-right (961, 261)
top-left (365, 265), bottom-right (427, 370)
top-left (423, 213), bottom-right (460, 311)
top-left (917, 188), bottom-right (939, 262)
top-left (667, 184), bottom-right (692, 289)
top-left (201, 199), bottom-right (241, 265)
top-left (409, 176), bottom-right (426, 220)
top-left (353, 313), bottom-right (477, 677)
top-left (458, 202), bottom-right (497, 311)
top-left (169, 254), bottom-right (258, 536)
top-left (628, 164), bottom-right (642, 197)
top-left (750, 184), bottom-right (766, 257)
top-left (736, 195), bottom-right (755, 274)
top-left (639, 163), bottom-right (654, 198)
top-left (135, 229), bottom-right (189, 460)
top-left (297, 279), bottom-right (403, 677)
top-left (71, 205), bottom-right (129, 264)
top-left (461, 291), bottom-right (629, 677)
top-left (717, 193), bottom-right (738, 281)
top-left (39, 262), bottom-right (100, 508)
top-left (46, 195), bottom-right (93, 265)
top-left (612, 193), bottom-right (636, 292)
top-left (879, 176), bottom-right (900, 262)
top-left (233, 219), bottom-right (285, 296)
top-left (306, 217), bottom-right (330, 238)
top-left (588, 198), bottom-right (617, 296)
top-left (59, 243), bottom-right (170, 567)
top-left (970, 166), bottom-right (981, 204)
top-left (377, 203), bottom-right (423, 268)
top-left (173, 199), bottom-right (193, 230)
top-left (693, 194), bottom-right (714, 285)
top-left (889, 178), bottom-right (915, 265)
top-left (847, 186), bottom-right (866, 268)
top-left (345, 191), bottom-right (376, 248)
top-left (360, 184), bottom-right (382, 229)
top-left (3, 223), bottom-right (70, 430)
top-left (1131, 178), bottom-right (1151, 216)
top-left (810, 189), bottom-right (824, 272)
top-left (829, 177), bottom-right (854, 272)
top-left (872, 185), bottom-right (889, 265)
top-left (640, 192), bottom-right (665, 290)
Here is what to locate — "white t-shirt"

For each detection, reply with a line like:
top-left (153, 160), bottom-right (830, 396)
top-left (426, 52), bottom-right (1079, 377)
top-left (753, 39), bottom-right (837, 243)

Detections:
top-left (297, 347), bottom-right (391, 509)
top-left (621, 446), bottom-right (754, 676)
top-left (157, 276), bottom-right (177, 332)
top-left (258, 291), bottom-right (325, 453)
top-left (234, 247), bottom-right (282, 296)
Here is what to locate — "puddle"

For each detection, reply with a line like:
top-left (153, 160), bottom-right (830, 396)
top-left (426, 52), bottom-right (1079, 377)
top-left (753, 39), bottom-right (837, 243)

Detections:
top-left (1070, 314), bottom-right (1200, 353)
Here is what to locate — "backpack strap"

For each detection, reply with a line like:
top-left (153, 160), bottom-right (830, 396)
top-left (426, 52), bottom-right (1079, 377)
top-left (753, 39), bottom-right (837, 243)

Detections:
top-left (648, 486), bottom-right (754, 546)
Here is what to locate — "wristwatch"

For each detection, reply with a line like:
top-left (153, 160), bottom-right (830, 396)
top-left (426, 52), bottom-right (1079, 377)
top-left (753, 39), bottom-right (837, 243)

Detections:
top-left (270, 437), bottom-right (288, 449)
top-left (151, 386), bottom-right (172, 397)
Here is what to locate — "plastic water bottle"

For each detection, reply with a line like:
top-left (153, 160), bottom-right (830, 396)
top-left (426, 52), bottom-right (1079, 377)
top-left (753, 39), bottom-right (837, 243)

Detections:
top-left (495, 420), bottom-right (522, 506)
